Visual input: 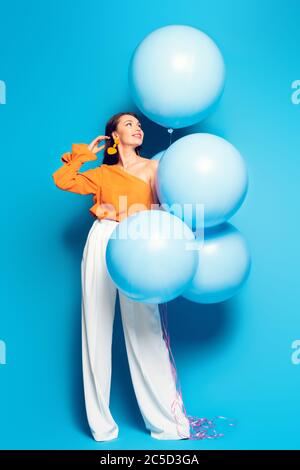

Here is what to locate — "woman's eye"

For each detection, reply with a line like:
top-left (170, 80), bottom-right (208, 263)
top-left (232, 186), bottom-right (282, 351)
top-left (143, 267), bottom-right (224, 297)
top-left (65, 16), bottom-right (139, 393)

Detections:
top-left (126, 123), bottom-right (141, 128)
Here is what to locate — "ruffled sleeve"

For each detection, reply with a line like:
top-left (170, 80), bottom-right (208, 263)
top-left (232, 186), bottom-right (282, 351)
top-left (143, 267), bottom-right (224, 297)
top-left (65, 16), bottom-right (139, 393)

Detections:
top-left (52, 143), bottom-right (101, 195)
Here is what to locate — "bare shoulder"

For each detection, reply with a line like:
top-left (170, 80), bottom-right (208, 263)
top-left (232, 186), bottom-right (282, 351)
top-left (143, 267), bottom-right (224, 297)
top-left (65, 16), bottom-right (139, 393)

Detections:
top-left (139, 157), bottom-right (158, 183)
top-left (140, 156), bottom-right (159, 169)
top-left (149, 159), bottom-right (159, 178)
top-left (149, 158), bottom-right (159, 168)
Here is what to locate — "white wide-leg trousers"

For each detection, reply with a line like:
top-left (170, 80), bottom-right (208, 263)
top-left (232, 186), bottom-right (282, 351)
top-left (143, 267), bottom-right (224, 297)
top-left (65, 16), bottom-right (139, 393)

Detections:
top-left (81, 218), bottom-right (191, 441)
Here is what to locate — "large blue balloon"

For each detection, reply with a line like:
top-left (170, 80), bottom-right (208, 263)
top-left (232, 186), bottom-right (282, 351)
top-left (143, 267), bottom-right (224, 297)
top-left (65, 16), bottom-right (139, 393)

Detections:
top-left (181, 223), bottom-right (251, 304)
top-left (128, 25), bottom-right (225, 129)
top-left (156, 133), bottom-right (248, 230)
top-left (106, 210), bottom-right (198, 303)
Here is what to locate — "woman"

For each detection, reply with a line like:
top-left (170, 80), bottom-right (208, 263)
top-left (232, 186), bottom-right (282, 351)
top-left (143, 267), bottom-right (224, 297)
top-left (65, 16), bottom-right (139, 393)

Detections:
top-left (52, 112), bottom-right (221, 442)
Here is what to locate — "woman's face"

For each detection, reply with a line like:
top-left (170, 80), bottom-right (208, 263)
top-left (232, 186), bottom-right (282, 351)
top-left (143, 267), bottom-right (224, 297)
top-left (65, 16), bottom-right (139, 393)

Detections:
top-left (113, 115), bottom-right (144, 147)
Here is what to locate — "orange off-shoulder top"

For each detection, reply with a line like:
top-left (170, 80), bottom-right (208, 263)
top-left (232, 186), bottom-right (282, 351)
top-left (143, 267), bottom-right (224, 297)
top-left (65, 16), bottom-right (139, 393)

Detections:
top-left (52, 143), bottom-right (157, 222)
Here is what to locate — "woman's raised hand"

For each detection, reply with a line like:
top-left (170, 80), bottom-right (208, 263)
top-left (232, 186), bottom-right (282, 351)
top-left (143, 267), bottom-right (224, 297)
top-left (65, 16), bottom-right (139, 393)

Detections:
top-left (88, 135), bottom-right (111, 155)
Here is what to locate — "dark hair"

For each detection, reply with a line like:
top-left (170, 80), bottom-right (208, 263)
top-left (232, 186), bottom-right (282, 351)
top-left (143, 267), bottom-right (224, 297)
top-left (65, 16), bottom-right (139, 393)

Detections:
top-left (102, 111), bottom-right (143, 165)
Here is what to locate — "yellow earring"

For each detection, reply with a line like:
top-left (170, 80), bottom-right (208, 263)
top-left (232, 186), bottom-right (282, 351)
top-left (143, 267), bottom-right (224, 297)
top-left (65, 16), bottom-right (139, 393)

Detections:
top-left (107, 136), bottom-right (120, 155)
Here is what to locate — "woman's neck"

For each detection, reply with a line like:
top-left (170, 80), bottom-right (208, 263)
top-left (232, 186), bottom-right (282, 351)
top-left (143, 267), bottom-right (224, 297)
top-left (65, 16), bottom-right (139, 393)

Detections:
top-left (117, 147), bottom-right (139, 169)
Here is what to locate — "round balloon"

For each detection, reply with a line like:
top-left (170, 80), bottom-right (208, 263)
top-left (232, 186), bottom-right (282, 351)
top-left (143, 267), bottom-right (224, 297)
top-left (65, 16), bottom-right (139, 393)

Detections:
top-left (156, 133), bottom-right (248, 230)
top-left (128, 24), bottom-right (225, 129)
top-left (181, 223), bottom-right (251, 304)
top-left (106, 210), bottom-right (198, 303)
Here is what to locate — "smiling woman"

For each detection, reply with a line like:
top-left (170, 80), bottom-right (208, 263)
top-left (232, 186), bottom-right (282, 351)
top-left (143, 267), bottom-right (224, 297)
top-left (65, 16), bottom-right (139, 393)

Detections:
top-left (102, 111), bottom-right (144, 165)
top-left (52, 111), bottom-right (194, 441)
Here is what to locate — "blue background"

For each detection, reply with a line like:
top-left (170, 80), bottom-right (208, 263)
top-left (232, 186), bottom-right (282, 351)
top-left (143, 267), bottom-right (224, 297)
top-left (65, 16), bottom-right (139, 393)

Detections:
top-left (0, 0), bottom-right (299, 450)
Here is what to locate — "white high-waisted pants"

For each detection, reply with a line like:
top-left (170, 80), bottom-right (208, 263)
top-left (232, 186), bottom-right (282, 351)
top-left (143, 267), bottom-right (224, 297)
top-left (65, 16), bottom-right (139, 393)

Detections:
top-left (81, 218), bottom-right (191, 441)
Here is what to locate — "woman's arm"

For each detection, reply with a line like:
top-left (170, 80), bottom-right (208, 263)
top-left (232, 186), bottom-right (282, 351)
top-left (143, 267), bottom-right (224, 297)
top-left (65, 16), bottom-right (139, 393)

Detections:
top-left (52, 143), bottom-right (101, 195)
